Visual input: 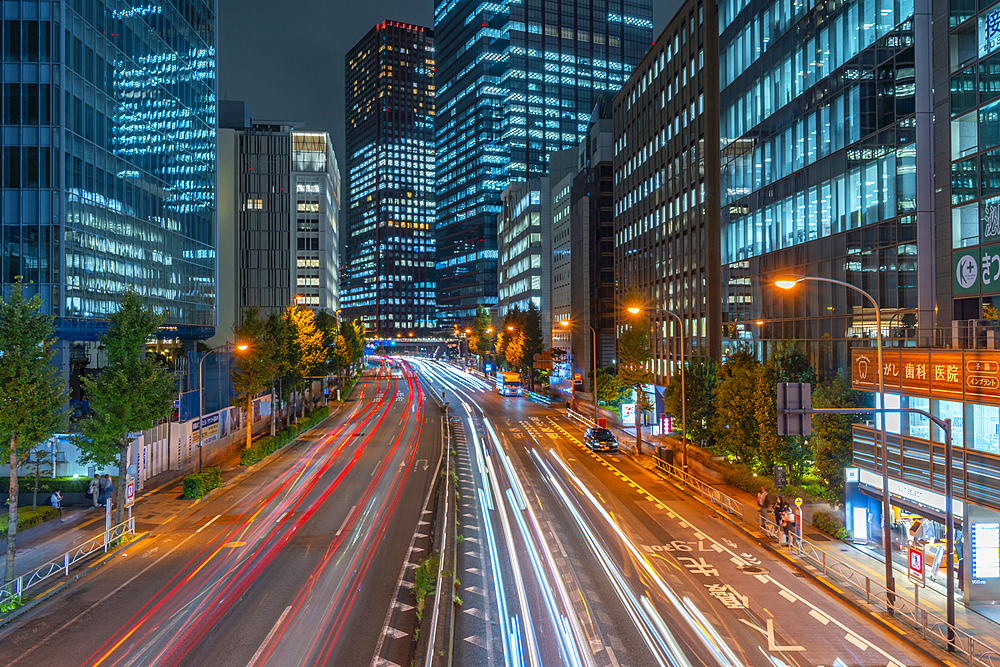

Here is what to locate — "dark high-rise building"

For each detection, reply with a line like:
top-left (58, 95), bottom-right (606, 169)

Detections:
top-left (434, 0), bottom-right (652, 325)
top-left (342, 21), bottom-right (436, 336)
top-left (0, 1), bottom-right (217, 381)
top-left (613, 0), bottom-right (722, 392)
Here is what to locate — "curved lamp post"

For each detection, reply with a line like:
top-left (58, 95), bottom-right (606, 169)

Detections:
top-left (626, 306), bottom-right (686, 467)
top-left (197, 342), bottom-right (248, 473)
top-left (775, 274), bottom-right (899, 614)
top-left (559, 319), bottom-right (598, 425)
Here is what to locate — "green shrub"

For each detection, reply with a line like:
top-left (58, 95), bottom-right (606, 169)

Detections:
top-left (2, 476), bottom-right (93, 494)
top-left (812, 510), bottom-right (849, 540)
top-left (182, 467), bottom-right (221, 498)
top-left (0, 507), bottom-right (60, 539)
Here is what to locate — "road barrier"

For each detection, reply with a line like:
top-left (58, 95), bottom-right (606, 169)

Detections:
top-left (526, 391), bottom-right (550, 406)
top-left (0, 515), bottom-right (135, 609)
top-left (651, 453), bottom-right (745, 522)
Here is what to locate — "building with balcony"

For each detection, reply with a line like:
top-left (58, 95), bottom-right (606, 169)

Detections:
top-left (215, 102), bottom-right (340, 345)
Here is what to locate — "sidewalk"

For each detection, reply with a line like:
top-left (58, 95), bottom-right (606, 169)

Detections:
top-left (1, 399), bottom-right (347, 595)
top-left (635, 440), bottom-right (1000, 660)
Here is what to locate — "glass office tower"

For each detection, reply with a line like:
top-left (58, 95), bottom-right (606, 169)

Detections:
top-left (719, 0), bottom-right (933, 375)
top-left (1, 1), bottom-right (217, 365)
top-left (434, 0), bottom-right (652, 325)
top-left (342, 21), bottom-right (436, 336)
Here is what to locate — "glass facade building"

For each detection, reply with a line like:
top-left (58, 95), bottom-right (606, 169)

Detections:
top-left (719, 0), bottom-right (934, 374)
top-left (1, 1), bottom-right (218, 350)
top-left (434, 0), bottom-right (652, 325)
top-left (342, 21), bottom-right (436, 336)
top-left (613, 0), bottom-right (722, 385)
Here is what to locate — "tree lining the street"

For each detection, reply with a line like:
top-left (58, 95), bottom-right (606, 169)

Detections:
top-left (75, 287), bottom-right (174, 526)
top-left (0, 281), bottom-right (67, 584)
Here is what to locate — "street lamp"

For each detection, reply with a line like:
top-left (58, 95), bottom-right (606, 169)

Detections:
top-left (627, 305), bottom-right (686, 467)
top-left (560, 319), bottom-right (598, 426)
top-left (775, 273), bottom-right (900, 615)
top-left (197, 342), bottom-right (248, 473)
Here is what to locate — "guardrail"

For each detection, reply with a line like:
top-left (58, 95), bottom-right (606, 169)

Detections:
top-left (651, 454), bottom-right (744, 522)
top-left (526, 391), bottom-right (550, 406)
top-left (565, 408), bottom-right (597, 429)
top-left (0, 515), bottom-right (135, 608)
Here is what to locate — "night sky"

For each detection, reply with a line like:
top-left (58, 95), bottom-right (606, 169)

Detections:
top-left (218, 0), bottom-right (684, 173)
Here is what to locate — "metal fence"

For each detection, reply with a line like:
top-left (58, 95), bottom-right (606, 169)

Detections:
top-left (0, 516), bottom-right (135, 609)
top-left (526, 391), bottom-right (551, 406)
top-left (651, 454), bottom-right (745, 522)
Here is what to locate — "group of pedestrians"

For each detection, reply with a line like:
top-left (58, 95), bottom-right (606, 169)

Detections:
top-left (89, 474), bottom-right (114, 507)
top-left (756, 486), bottom-right (798, 546)
top-left (47, 474), bottom-right (113, 523)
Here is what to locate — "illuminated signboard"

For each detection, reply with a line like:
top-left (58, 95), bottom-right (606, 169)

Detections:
top-left (973, 523), bottom-right (1000, 579)
top-left (851, 348), bottom-right (1000, 406)
top-left (621, 403), bottom-right (636, 427)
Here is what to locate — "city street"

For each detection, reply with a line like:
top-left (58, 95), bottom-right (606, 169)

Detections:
top-left (0, 360), bottom-right (439, 667)
top-left (412, 359), bottom-right (925, 667)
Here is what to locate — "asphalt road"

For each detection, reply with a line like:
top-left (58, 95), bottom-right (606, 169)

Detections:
top-left (0, 359), bottom-right (440, 667)
top-left (410, 359), bottom-right (924, 667)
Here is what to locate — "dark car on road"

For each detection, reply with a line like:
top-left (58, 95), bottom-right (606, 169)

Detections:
top-left (583, 428), bottom-right (618, 452)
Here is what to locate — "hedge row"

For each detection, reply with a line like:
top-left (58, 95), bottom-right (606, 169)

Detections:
top-left (811, 510), bottom-right (849, 540)
top-left (240, 407), bottom-right (330, 466)
top-left (713, 460), bottom-right (817, 503)
top-left (0, 507), bottom-right (60, 539)
top-left (182, 467), bottom-right (221, 499)
top-left (0, 477), bottom-right (96, 493)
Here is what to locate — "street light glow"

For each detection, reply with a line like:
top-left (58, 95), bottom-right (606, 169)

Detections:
top-left (236, 344), bottom-right (249, 351)
top-left (507, 325), bottom-right (515, 331)
top-left (755, 320), bottom-right (764, 326)
top-left (626, 307), bottom-right (641, 314)
top-left (559, 320), bottom-right (570, 326)
top-left (774, 274), bottom-right (804, 289)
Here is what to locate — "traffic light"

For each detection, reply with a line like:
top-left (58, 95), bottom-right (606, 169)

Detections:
top-left (777, 382), bottom-right (812, 436)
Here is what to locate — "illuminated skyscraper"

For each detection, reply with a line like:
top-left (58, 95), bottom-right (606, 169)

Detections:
top-left (434, 0), bottom-right (652, 325)
top-left (0, 2), bottom-right (217, 376)
top-left (342, 21), bottom-right (436, 336)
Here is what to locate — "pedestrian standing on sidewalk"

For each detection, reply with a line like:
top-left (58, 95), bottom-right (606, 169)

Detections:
top-left (99, 474), bottom-right (113, 506)
top-left (88, 474), bottom-right (100, 508)
top-left (756, 486), bottom-right (771, 530)
top-left (772, 496), bottom-right (789, 545)
top-left (50, 489), bottom-right (63, 522)
top-left (781, 504), bottom-right (797, 547)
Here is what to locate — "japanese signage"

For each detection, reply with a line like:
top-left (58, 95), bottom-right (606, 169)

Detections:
top-left (908, 545), bottom-right (925, 587)
top-left (851, 348), bottom-right (1000, 405)
top-left (983, 7), bottom-right (1000, 58)
top-left (952, 244), bottom-right (1000, 296)
top-left (984, 199), bottom-right (1000, 244)
top-left (125, 477), bottom-right (135, 509)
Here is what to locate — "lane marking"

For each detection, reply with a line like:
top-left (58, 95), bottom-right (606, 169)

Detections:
top-left (335, 504), bottom-right (357, 537)
top-left (195, 515), bottom-right (221, 533)
top-left (246, 605), bottom-right (292, 667)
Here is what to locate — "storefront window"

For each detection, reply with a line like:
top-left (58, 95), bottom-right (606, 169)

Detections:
top-left (907, 395), bottom-right (931, 440)
top-left (968, 403), bottom-right (1000, 454)
top-left (877, 392), bottom-right (902, 434)
top-left (933, 399), bottom-right (965, 449)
